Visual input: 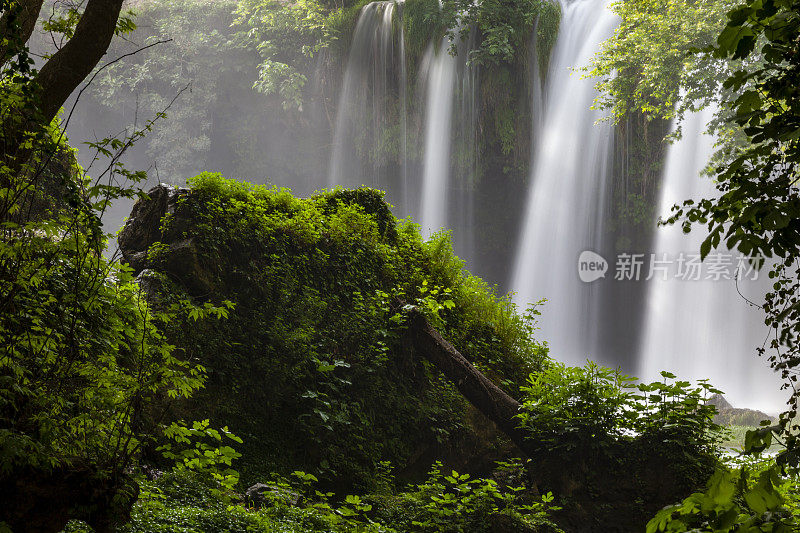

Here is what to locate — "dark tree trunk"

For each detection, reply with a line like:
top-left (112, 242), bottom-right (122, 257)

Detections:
top-left (405, 309), bottom-right (534, 457)
top-left (0, 0), bottom-right (125, 212)
top-left (33, 0), bottom-right (125, 124)
top-left (0, 0), bottom-right (45, 59)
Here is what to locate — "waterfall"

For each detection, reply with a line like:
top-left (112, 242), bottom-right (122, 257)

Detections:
top-left (638, 109), bottom-right (783, 412)
top-left (529, 19), bottom-right (544, 137)
top-left (450, 30), bottom-right (480, 266)
top-left (328, 2), bottom-right (406, 204)
top-left (510, 0), bottom-right (618, 364)
top-left (419, 40), bottom-right (457, 239)
top-left (418, 32), bottom-right (479, 264)
top-left (399, 20), bottom-right (409, 214)
top-left (329, 2), bottom-right (476, 249)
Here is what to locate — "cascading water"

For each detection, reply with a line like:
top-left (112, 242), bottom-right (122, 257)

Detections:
top-left (329, 2), bottom-right (477, 251)
top-left (419, 40), bottom-right (457, 239)
top-left (418, 32), bottom-right (479, 262)
top-left (328, 1), bottom-right (406, 205)
top-left (510, 0), bottom-right (618, 364)
top-left (638, 109), bottom-right (783, 412)
top-left (449, 31), bottom-right (480, 266)
top-left (529, 19), bottom-right (544, 137)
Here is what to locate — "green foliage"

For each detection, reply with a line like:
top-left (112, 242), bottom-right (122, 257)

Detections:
top-left (1, 31), bottom-right (203, 481)
top-left (647, 448), bottom-right (800, 533)
top-left (234, 0), bottom-right (336, 111)
top-left (518, 365), bottom-right (724, 455)
top-left (159, 420), bottom-right (243, 499)
top-left (667, 0), bottom-right (800, 474)
top-left (39, 3), bottom-right (137, 44)
top-left (440, 0), bottom-right (557, 67)
top-left (413, 280), bottom-right (457, 330)
top-left (535, 1), bottom-right (560, 74)
top-left (647, 466), bottom-right (797, 532)
top-left (495, 103), bottom-right (516, 155)
top-left (322, 0), bottom-right (374, 57)
top-left (0, 8), bottom-right (229, 526)
top-left (143, 173), bottom-right (545, 487)
top-left (518, 362), bottom-right (631, 452)
top-left (402, 0), bottom-right (446, 64)
top-left (108, 459), bottom-right (561, 533)
top-left (0, 236), bottom-right (203, 472)
top-left (589, 0), bottom-right (738, 121)
top-left (517, 364), bottom-right (730, 530)
top-left (388, 461), bottom-right (562, 532)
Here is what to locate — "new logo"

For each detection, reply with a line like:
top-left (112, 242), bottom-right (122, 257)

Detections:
top-left (578, 251), bottom-right (608, 282)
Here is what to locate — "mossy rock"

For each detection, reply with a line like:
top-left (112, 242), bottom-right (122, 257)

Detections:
top-left (119, 173), bottom-right (547, 490)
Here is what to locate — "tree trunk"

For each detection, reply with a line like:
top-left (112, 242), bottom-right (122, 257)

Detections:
top-left (0, 0), bottom-right (45, 60)
top-left (405, 309), bottom-right (534, 457)
top-left (0, 0), bottom-right (125, 193)
top-left (33, 0), bottom-right (125, 124)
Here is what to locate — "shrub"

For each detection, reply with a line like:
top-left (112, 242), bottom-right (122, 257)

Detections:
top-left (125, 173), bottom-right (547, 488)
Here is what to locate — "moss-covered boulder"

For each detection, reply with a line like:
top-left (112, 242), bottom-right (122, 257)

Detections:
top-left (119, 173), bottom-right (547, 489)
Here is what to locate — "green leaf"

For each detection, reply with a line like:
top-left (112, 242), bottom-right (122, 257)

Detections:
top-left (717, 25), bottom-right (755, 56)
top-left (700, 237), bottom-right (712, 260)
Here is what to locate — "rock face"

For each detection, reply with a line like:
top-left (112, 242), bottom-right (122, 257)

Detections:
top-left (118, 184), bottom-right (176, 272)
top-left (707, 394), bottom-right (774, 426)
top-left (116, 176), bottom-right (532, 491)
top-left (707, 393), bottom-right (733, 411)
top-left (244, 483), bottom-right (301, 507)
top-left (119, 184), bottom-right (214, 295)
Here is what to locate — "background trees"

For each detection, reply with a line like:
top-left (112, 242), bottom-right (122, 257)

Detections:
top-left (0, 2), bottom-right (215, 530)
top-left (1, 0), bottom-right (130, 130)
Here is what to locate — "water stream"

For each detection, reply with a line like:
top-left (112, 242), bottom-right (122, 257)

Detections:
top-left (511, 0), bottom-right (618, 365)
top-left (419, 40), bottom-right (457, 239)
top-left (638, 109), bottom-right (783, 412)
top-left (329, 1), bottom-right (405, 201)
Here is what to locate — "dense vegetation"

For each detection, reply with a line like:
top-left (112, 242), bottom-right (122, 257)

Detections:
top-left (120, 174), bottom-right (545, 488)
top-left (2, 0), bottom-right (800, 531)
top-left (0, 3), bottom-right (213, 527)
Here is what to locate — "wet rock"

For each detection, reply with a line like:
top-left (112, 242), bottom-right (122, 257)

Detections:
top-left (244, 483), bottom-right (301, 507)
top-left (119, 184), bottom-right (176, 272)
top-left (707, 394), bottom-right (774, 426)
top-left (119, 184), bottom-right (212, 295)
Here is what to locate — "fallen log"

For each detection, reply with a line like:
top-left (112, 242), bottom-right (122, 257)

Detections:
top-left (405, 308), bottom-right (532, 456)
